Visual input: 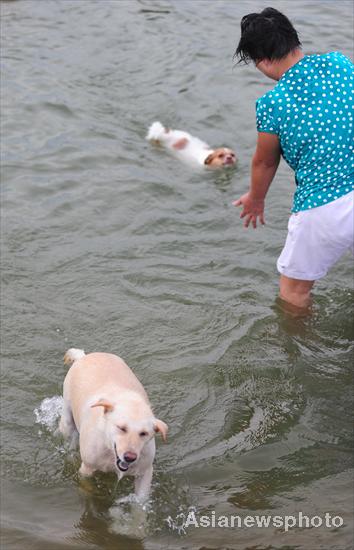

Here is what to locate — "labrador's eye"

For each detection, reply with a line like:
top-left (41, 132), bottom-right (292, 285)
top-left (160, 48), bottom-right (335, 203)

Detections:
top-left (118, 426), bottom-right (127, 433)
top-left (139, 431), bottom-right (148, 437)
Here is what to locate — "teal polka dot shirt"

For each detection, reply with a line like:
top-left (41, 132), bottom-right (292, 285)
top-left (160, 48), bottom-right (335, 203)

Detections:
top-left (256, 52), bottom-right (354, 212)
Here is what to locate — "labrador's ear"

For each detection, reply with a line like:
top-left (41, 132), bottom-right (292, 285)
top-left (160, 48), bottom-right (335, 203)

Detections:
top-left (154, 419), bottom-right (168, 442)
top-left (91, 399), bottom-right (114, 414)
top-left (204, 152), bottom-right (215, 165)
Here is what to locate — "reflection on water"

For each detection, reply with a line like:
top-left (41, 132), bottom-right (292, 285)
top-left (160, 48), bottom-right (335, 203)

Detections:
top-left (1, 0), bottom-right (353, 549)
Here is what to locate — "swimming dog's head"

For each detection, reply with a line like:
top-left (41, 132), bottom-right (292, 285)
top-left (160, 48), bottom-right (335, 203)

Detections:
top-left (91, 396), bottom-right (168, 473)
top-left (204, 147), bottom-right (237, 167)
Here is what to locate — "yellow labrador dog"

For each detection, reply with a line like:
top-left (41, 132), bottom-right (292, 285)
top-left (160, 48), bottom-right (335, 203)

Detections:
top-left (59, 348), bottom-right (168, 501)
top-left (146, 121), bottom-right (236, 168)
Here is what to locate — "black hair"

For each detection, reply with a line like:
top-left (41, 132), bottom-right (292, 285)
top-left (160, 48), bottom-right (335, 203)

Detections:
top-left (234, 7), bottom-right (301, 64)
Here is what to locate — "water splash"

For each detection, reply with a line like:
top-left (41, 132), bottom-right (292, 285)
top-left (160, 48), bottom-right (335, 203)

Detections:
top-left (109, 498), bottom-right (150, 538)
top-left (165, 505), bottom-right (197, 535)
top-left (34, 396), bottom-right (63, 431)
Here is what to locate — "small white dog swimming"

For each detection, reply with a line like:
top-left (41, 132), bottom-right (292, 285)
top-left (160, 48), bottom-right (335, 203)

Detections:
top-left (59, 348), bottom-right (168, 502)
top-left (146, 121), bottom-right (236, 168)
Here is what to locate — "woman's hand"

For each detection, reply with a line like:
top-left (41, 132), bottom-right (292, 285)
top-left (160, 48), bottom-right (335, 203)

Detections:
top-left (232, 132), bottom-right (280, 228)
top-left (232, 192), bottom-right (265, 228)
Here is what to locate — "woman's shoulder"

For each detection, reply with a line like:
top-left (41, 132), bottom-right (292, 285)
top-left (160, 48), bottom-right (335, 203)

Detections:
top-left (256, 85), bottom-right (284, 109)
top-left (313, 51), bottom-right (353, 68)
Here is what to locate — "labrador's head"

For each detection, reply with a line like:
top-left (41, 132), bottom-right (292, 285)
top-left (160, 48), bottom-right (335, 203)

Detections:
top-left (204, 147), bottom-right (237, 167)
top-left (91, 398), bottom-right (168, 473)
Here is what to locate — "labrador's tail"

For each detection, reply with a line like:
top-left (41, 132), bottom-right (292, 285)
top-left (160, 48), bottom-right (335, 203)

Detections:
top-left (64, 348), bottom-right (86, 366)
top-left (146, 121), bottom-right (166, 142)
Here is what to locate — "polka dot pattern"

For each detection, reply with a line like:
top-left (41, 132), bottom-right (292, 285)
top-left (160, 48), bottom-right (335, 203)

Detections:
top-left (256, 52), bottom-right (354, 212)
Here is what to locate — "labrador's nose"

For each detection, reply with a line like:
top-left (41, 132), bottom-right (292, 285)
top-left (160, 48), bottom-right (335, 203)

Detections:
top-left (124, 452), bottom-right (137, 463)
top-left (225, 155), bottom-right (235, 165)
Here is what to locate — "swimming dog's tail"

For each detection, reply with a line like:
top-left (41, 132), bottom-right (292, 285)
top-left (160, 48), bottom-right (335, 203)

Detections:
top-left (146, 121), bottom-right (166, 142)
top-left (64, 348), bottom-right (86, 366)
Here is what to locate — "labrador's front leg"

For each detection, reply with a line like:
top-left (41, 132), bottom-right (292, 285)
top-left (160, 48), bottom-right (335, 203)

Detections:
top-left (79, 462), bottom-right (95, 477)
top-left (134, 466), bottom-right (153, 503)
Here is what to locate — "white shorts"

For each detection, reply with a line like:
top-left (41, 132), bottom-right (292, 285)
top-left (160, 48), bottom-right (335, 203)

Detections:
top-left (277, 190), bottom-right (354, 281)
